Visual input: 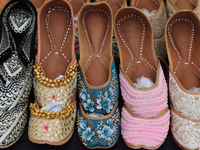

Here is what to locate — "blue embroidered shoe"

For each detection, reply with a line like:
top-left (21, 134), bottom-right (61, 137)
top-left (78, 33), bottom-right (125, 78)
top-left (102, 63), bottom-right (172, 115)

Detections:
top-left (77, 2), bottom-right (120, 149)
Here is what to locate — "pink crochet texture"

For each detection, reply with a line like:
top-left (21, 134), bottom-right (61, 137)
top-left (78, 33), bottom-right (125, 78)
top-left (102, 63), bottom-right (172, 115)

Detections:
top-left (120, 66), bottom-right (170, 149)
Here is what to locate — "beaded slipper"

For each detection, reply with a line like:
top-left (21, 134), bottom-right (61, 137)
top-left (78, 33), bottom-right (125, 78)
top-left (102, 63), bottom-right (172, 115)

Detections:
top-left (114, 7), bottom-right (170, 149)
top-left (166, 10), bottom-right (200, 149)
top-left (76, 2), bottom-right (120, 149)
top-left (0, 0), bottom-right (37, 148)
top-left (28, 0), bottom-right (77, 145)
top-left (130, 0), bottom-right (168, 61)
top-left (166, 0), bottom-right (199, 18)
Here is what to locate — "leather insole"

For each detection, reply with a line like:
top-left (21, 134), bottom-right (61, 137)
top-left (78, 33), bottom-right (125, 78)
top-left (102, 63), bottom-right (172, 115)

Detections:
top-left (175, 0), bottom-right (196, 10)
top-left (84, 12), bottom-right (109, 86)
top-left (171, 22), bottom-right (200, 89)
top-left (120, 17), bottom-right (156, 83)
top-left (41, 6), bottom-right (72, 79)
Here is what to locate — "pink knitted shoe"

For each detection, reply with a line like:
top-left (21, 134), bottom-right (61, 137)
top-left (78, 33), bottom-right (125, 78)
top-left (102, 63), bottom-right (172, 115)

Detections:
top-left (114, 7), bottom-right (170, 149)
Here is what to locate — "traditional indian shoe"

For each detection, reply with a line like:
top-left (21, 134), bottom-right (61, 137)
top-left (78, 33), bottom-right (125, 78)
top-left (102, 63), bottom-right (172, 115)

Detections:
top-left (28, 0), bottom-right (78, 145)
top-left (0, 0), bottom-right (37, 148)
top-left (166, 0), bottom-right (199, 18)
top-left (130, 0), bottom-right (168, 61)
top-left (114, 7), bottom-right (170, 149)
top-left (77, 2), bottom-right (120, 149)
top-left (166, 10), bottom-right (200, 150)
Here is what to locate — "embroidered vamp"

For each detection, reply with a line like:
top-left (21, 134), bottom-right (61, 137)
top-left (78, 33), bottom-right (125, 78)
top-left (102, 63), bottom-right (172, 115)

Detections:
top-left (78, 60), bottom-right (118, 116)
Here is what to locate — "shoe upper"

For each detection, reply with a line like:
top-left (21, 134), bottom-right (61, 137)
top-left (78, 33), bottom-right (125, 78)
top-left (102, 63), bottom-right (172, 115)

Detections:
top-left (0, 0), bottom-right (37, 147)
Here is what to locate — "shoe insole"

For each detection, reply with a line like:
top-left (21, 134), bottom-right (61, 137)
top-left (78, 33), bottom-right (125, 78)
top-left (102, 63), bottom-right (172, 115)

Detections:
top-left (120, 16), bottom-right (156, 83)
top-left (84, 11), bottom-right (109, 86)
top-left (175, 0), bottom-right (196, 10)
top-left (40, 5), bottom-right (72, 79)
top-left (170, 21), bottom-right (200, 89)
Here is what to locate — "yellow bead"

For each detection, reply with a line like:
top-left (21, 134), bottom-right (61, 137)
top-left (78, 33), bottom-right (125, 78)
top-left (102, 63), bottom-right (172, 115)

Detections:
top-left (64, 75), bottom-right (67, 79)
top-left (38, 114), bottom-right (41, 118)
top-left (59, 82), bottom-right (63, 86)
top-left (47, 112), bottom-right (50, 116)
top-left (49, 79), bottom-right (53, 83)
top-left (42, 114), bottom-right (46, 117)
top-left (51, 111), bottom-right (55, 115)
top-left (63, 81), bottom-right (67, 85)
top-left (56, 112), bottom-right (60, 115)
top-left (67, 79), bottom-right (70, 82)
top-left (51, 83), bottom-right (55, 88)
top-left (43, 81), bottom-right (47, 85)
top-left (45, 78), bottom-right (49, 82)
top-left (35, 113), bottom-right (38, 117)
top-left (33, 65), bottom-right (36, 69)
top-left (36, 75), bottom-right (40, 79)
top-left (36, 72), bottom-right (40, 75)
top-left (37, 66), bottom-right (40, 69)
top-left (39, 110), bottom-right (44, 114)
top-left (44, 110), bottom-right (48, 114)
top-left (69, 69), bottom-right (72, 72)
top-left (70, 66), bottom-right (73, 69)
top-left (42, 77), bottom-right (45, 80)
top-left (47, 83), bottom-right (50, 87)
top-left (61, 78), bottom-right (64, 81)
top-left (57, 79), bottom-right (61, 83)
top-left (34, 69), bottom-right (38, 72)
top-left (39, 80), bottom-right (43, 84)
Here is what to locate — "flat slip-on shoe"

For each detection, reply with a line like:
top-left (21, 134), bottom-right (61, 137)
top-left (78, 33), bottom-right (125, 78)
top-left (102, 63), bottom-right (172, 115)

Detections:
top-left (28, 0), bottom-right (78, 145)
top-left (166, 10), bottom-right (200, 149)
top-left (76, 2), bottom-right (120, 149)
top-left (0, 0), bottom-right (37, 148)
top-left (166, 0), bottom-right (199, 18)
top-left (114, 7), bottom-right (170, 149)
top-left (130, 0), bottom-right (168, 61)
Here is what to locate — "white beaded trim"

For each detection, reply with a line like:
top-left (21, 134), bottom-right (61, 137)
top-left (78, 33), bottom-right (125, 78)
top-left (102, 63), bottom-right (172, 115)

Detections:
top-left (116, 14), bottom-right (156, 73)
top-left (82, 8), bottom-right (110, 69)
top-left (167, 18), bottom-right (194, 74)
top-left (40, 6), bottom-right (72, 65)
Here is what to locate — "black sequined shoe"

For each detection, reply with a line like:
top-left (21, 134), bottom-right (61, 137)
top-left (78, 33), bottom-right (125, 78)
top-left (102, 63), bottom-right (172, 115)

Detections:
top-left (0, 0), bottom-right (37, 148)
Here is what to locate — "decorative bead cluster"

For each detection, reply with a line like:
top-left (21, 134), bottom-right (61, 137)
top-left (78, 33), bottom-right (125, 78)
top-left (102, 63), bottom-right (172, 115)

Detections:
top-left (33, 63), bottom-right (78, 88)
top-left (29, 103), bottom-right (75, 120)
top-left (167, 18), bottom-right (194, 74)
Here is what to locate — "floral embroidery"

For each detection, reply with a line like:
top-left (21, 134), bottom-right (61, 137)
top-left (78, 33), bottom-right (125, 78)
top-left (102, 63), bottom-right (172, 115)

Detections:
top-left (77, 108), bottom-right (120, 146)
top-left (97, 97), bottom-right (113, 113)
top-left (169, 73), bottom-right (200, 120)
top-left (78, 66), bottom-right (118, 115)
top-left (97, 126), bottom-right (113, 141)
top-left (78, 120), bottom-right (87, 133)
top-left (83, 99), bottom-right (94, 112)
top-left (82, 127), bottom-right (95, 141)
top-left (105, 88), bottom-right (113, 101)
top-left (78, 120), bottom-right (95, 141)
top-left (79, 88), bottom-right (91, 104)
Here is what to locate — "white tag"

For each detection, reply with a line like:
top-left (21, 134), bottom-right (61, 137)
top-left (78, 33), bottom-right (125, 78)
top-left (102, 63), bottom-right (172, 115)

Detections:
top-left (140, 8), bottom-right (157, 17)
top-left (5, 79), bottom-right (10, 87)
top-left (55, 75), bottom-right (64, 80)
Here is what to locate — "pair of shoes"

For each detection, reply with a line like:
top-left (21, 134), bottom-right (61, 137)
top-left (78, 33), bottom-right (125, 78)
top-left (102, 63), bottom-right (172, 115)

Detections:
top-left (28, 0), bottom-right (78, 145)
top-left (166, 10), bottom-right (200, 150)
top-left (0, 0), bottom-right (37, 148)
top-left (166, 0), bottom-right (199, 18)
top-left (130, 0), bottom-right (168, 61)
top-left (114, 6), bottom-right (170, 149)
top-left (77, 2), bottom-right (120, 149)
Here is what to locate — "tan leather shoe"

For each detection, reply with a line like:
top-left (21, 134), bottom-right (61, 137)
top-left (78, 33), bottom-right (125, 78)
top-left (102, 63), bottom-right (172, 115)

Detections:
top-left (130, 0), bottom-right (168, 61)
top-left (28, 0), bottom-right (78, 145)
top-left (166, 0), bottom-right (199, 18)
top-left (166, 10), bottom-right (200, 149)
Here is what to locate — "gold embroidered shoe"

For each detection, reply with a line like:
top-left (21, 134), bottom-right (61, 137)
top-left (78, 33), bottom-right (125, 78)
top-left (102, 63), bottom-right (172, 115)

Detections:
top-left (130, 0), bottom-right (168, 61)
top-left (28, 0), bottom-right (78, 145)
top-left (166, 0), bottom-right (199, 18)
top-left (166, 10), bottom-right (200, 149)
